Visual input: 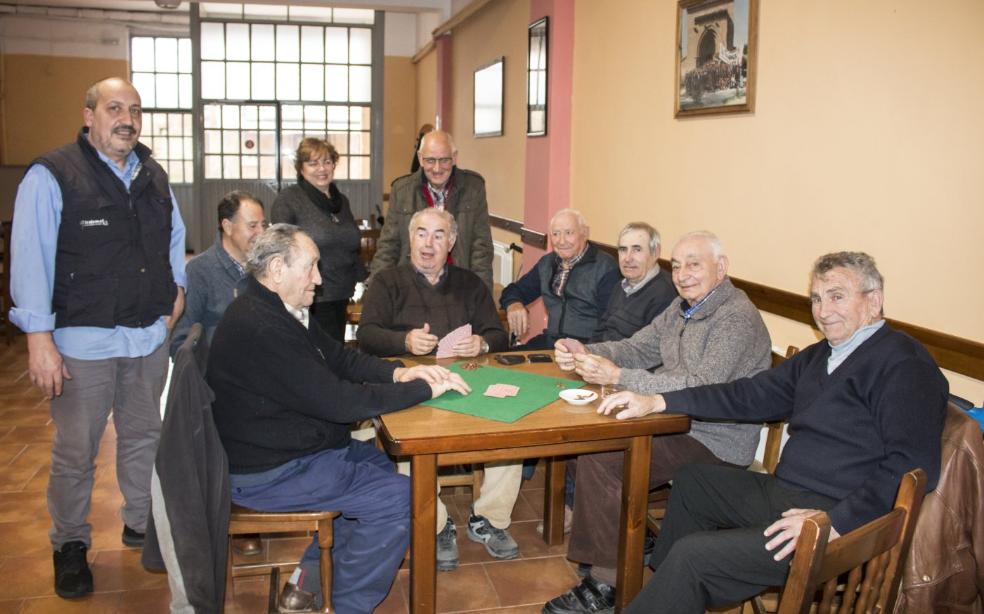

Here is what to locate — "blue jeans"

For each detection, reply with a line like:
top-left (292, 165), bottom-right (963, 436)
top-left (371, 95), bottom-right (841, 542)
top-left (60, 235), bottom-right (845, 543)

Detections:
top-left (230, 440), bottom-right (409, 614)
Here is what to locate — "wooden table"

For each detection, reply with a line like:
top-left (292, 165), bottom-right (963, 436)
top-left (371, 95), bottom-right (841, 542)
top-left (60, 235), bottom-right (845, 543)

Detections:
top-left (377, 351), bottom-right (690, 613)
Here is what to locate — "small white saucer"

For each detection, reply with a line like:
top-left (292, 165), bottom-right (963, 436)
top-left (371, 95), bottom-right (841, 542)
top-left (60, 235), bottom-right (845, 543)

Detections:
top-left (559, 389), bottom-right (598, 405)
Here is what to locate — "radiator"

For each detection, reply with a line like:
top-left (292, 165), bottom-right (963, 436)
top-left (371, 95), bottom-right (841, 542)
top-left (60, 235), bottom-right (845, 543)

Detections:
top-left (492, 241), bottom-right (515, 286)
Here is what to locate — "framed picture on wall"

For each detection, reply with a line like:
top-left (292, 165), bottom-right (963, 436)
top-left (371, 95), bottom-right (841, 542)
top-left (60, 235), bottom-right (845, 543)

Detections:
top-left (675, 0), bottom-right (759, 117)
top-left (474, 57), bottom-right (504, 137)
top-left (527, 17), bottom-right (548, 136)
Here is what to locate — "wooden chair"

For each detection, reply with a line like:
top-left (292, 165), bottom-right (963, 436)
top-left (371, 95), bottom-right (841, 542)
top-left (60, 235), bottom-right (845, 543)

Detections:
top-left (227, 506), bottom-right (339, 614)
top-left (775, 468), bottom-right (927, 614)
top-left (359, 227), bottom-right (380, 266)
top-left (647, 345), bottom-right (801, 536)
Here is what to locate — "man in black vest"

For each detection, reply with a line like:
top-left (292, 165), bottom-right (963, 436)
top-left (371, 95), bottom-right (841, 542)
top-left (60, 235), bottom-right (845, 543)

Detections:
top-left (8, 77), bottom-right (186, 599)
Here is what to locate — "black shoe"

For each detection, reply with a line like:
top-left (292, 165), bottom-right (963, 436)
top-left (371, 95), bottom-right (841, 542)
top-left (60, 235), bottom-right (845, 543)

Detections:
top-left (575, 562), bottom-right (592, 578)
top-left (122, 525), bottom-right (145, 548)
top-left (542, 575), bottom-right (615, 614)
top-left (53, 541), bottom-right (94, 599)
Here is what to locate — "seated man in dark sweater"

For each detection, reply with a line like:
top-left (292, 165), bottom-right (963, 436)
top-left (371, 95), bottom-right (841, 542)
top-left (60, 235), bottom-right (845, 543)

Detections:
top-left (591, 222), bottom-right (676, 343)
top-left (207, 224), bottom-right (470, 614)
top-left (592, 251), bottom-right (947, 614)
top-left (358, 208), bottom-right (517, 572)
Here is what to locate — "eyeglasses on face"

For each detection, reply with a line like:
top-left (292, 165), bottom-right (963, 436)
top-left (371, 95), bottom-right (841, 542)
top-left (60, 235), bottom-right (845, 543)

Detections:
top-left (421, 157), bottom-right (453, 167)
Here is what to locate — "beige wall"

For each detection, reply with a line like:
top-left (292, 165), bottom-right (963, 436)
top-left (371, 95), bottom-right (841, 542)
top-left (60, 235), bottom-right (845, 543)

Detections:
top-left (383, 56), bottom-right (418, 189)
top-left (415, 48), bottom-right (438, 136)
top-left (571, 0), bottom-right (984, 399)
top-left (448, 0), bottom-right (529, 223)
top-left (1, 54), bottom-right (127, 164)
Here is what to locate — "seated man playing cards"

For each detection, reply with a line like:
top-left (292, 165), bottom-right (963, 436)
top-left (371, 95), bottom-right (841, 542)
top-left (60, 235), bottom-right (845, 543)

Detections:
top-left (358, 207), bottom-right (518, 571)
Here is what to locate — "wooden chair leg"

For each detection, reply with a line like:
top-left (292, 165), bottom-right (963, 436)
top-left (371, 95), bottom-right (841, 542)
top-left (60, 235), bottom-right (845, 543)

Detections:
top-left (471, 466), bottom-right (483, 500)
top-left (266, 567), bottom-right (280, 614)
top-left (317, 518), bottom-right (334, 614)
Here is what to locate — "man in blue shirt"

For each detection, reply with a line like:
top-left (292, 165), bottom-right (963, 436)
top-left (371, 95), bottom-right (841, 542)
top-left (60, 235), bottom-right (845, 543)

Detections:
top-left (170, 191), bottom-right (265, 356)
top-left (8, 77), bottom-right (186, 600)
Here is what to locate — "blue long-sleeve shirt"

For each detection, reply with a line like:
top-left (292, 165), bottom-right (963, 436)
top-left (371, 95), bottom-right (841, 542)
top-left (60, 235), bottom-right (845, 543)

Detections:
top-left (8, 148), bottom-right (187, 360)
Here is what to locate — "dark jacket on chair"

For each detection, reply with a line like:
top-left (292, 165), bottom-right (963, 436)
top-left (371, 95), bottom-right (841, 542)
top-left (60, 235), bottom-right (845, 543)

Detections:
top-left (142, 324), bottom-right (230, 614)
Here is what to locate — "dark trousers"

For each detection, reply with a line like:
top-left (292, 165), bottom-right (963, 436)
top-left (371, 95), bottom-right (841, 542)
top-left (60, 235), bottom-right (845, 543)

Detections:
top-left (567, 433), bottom-right (725, 585)
top-left (625, 464), bottom-right (836, 614)
top-left (230, 440), bottom-right (409, 614)
top-left (311, 299), bottom-right (350, 343)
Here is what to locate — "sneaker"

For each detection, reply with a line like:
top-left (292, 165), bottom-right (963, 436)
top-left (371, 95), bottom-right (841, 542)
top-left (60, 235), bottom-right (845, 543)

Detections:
top-left (436, 518), bottom-right (459, 571)
top-left (278, 581), bottom-right (316, 613)
top-left (121, 525), bottom-right (145, 548)
top-left (542, 575), bottom-right (615, 614)
top-left (467, 513), bottom-right (519, 560)
top-left (53, 541), bottom-right (94, 599)
top-left (575, 562), bottom-right (592, 578)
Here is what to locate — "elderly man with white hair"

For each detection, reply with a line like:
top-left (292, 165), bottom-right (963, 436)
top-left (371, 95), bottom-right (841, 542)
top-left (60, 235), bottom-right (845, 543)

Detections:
top-left (500, 209), bottom-right (620, 350)
top-left (206, 224), bottom-right (470, 613)
top-left (609, 251), bottom-right (946, 614)
top-left (542, 230), bottom-right (772, 614)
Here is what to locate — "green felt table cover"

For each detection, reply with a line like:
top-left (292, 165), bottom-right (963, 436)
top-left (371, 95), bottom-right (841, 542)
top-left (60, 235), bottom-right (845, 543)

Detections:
top-left (420, 363), bottom-right (584, 423)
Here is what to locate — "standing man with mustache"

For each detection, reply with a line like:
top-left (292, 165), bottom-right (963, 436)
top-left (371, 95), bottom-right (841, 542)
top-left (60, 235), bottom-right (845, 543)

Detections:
top-left (8, 77), bottom-right (186, 599)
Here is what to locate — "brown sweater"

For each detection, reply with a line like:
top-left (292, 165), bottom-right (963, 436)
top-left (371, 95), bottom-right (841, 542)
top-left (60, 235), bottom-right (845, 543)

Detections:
top-left (357, 263), bottom-right (508, 357)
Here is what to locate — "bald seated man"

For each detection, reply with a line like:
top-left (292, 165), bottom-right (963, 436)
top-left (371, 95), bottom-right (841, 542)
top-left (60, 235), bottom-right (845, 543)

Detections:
top-left (9, 77), bottom-right (187, 599)
top-left (499, 209), bottom-right (620, 350)
top-left (371, 129), bottom-right (494, 289)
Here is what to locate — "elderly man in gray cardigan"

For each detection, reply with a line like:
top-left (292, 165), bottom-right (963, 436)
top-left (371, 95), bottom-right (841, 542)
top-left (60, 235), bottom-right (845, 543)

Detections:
top-left (542, 231), bottom-right (772, 614)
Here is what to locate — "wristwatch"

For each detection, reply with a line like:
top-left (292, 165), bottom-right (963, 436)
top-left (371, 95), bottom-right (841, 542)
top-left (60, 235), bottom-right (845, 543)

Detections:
top-left (480, 339), bottom-right (490, 354)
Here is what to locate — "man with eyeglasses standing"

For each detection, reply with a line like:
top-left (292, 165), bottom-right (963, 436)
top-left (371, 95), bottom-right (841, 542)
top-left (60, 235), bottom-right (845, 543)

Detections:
top-left (170, 190), bottom-right (266, 356)
top-left (371, 129), bottom-right (494, 289)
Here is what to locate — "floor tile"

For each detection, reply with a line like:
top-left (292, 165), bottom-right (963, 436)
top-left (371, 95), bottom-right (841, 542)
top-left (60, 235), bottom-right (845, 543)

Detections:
top-left (0, 426), bottom-right (55, 445)
top-left (17, 593), bottom-right (121, 613)
top-left (115, 587), bottom-right (172, 614)
top-left (0, 599), bottom-right (22, 614)
top-left (89, 549), bottom-right (168, 592)
top-left (0, 492), bottom-right (47, 523)
top-left (0, 518), bottom-right (52, 558)
top-left (484, 557), bottom-right (578, 608)
top-left (0, 555), bottom-right (57, 599)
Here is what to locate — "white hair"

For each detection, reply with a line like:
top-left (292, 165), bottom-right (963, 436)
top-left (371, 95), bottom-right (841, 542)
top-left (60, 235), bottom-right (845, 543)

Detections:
top-left (408, 208), bottom-right (458, 242)
top-left (677, 230), bottom-right (725, 259)
top-left (549, 208), bottom-right (588, 231)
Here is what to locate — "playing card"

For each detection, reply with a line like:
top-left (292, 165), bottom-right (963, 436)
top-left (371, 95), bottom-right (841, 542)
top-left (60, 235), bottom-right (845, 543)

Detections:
top-left (436, 324), bottom-right (472, 358)
top-left (484, 385), bottom-right (507, 398)
top-left (498, 384), bottom-right (519, 397)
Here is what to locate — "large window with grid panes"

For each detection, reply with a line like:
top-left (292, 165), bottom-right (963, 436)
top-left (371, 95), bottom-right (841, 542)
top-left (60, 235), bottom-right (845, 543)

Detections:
top-left (198, 3), bottom-right (374, 183)
top-left (130, 36), bottom-right (194, 183)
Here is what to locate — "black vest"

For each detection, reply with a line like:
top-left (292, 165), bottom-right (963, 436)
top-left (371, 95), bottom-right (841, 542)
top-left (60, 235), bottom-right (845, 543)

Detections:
top-left (32, 128), bottom-right (177, 329)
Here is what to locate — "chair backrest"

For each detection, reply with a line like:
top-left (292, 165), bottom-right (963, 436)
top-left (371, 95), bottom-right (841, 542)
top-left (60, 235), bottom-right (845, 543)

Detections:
top-left (762, 345), bottom-right (799, 473)
top-left (778, 469), bottom-right (927, 614)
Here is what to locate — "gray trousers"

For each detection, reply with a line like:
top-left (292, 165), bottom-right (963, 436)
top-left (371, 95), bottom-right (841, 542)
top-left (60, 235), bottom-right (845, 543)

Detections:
top-left (48, 342), bottom-right (168, 549)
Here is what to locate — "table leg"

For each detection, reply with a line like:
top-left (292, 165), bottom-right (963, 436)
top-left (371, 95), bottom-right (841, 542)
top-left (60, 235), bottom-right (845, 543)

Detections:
top-left (542, 457), bottom-right (566, 545)
top-left (410, 454), bottom-right (438, 614)
top-left (615, 435), bottom-right (653, 612)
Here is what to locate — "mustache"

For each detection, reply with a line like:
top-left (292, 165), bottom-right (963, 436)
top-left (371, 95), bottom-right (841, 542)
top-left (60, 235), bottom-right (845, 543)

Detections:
top-left (113, 125), bottom-right (137, 135)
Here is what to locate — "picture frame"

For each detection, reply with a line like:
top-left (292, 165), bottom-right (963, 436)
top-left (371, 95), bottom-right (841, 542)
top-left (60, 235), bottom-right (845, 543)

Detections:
top-left (675, 0), bottom-right (758, 117)
top-left (474, 57), bottom-right (504, 137)
top-left (527, 17), bottom-right (548, 137)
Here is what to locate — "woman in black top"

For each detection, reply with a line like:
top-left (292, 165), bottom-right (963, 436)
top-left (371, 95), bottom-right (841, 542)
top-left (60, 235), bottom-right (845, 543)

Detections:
top-left (271, 138), bottom-right (367, 341)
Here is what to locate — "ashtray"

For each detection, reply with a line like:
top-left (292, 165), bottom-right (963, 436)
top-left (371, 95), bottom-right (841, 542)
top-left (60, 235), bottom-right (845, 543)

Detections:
top-left (559, 389), bottom-right (598, 406)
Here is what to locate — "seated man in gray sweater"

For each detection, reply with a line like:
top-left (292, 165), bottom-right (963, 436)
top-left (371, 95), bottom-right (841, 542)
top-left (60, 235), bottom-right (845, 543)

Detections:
top-left (358, 208), bottom-right (516, 572)
top-left (542, 230), bottom-right (772, 614)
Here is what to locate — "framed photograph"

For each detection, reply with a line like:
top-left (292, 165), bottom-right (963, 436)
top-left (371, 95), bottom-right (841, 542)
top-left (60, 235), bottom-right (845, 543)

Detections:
top-left (474, 57), bottom-right (504, 137)
top-left (675, 0), bottom-right (758, 117)
top-left (527, 17), bottom-right (548, 136)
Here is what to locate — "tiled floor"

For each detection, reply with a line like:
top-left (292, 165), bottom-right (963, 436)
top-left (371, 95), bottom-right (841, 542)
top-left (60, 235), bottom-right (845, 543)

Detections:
top-left (0, 335), bottom-right (592, 613)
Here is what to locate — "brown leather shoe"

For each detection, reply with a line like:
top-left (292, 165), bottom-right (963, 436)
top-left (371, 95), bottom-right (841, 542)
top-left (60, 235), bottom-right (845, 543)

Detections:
top-left (233, 535), bottom-right (262, 556)
top-left (278, 582), bottom-right (316, 613)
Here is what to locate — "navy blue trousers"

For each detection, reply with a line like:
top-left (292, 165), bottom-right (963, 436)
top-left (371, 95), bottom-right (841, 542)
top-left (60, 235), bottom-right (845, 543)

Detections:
top-left (230, 440), bottom-right (409, 614)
